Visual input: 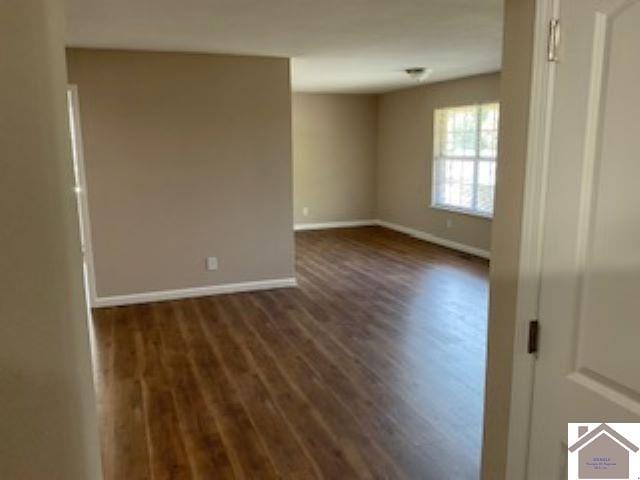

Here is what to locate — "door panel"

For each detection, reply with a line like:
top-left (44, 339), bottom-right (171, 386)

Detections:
top-left (577, 1), bottom-right (640, 394)
top-left (528, 0), bottom-right (640, 478)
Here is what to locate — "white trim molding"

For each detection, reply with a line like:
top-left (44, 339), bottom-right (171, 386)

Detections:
top-left (294, 219), bottom-right (377, 231)
top-left (293, 218), bottom-right (491, 259)
top-left (376, 220), bottom-right (491, 259)
top-left (67, 85), bottom-right (99, 306)
top-left (92, 277), bottom-right (297, 308)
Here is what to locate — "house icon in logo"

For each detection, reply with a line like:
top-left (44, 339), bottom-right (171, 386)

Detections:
top-left (569, 423), bottom-right (639, 479)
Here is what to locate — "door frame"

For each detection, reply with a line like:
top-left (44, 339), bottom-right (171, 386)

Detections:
top-left (67, 84), bottom-right (98, 306)
top-left (502, 0), bottom-right (559, 477)
top-left (494, 0), bottom-right (561, 476)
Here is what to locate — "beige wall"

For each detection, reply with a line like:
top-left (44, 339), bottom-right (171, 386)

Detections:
top-left (67, 49), bottom-right (294, 298)
top-left (0, 2), bottom-right (101, 478)
top-left (376, 73), bottom-right (500, 252)
top-left (292, 93), bottom-right (377, 224)
top-left (481, 0), bottom-right (535, 479)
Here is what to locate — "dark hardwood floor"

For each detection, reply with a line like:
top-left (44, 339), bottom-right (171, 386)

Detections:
top-left (91, 226), bottom-right (489, 479)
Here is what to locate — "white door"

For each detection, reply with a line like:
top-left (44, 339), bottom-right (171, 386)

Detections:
top-left (527, 0), bottom-right (640, 478)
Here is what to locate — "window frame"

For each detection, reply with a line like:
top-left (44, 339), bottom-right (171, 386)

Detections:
top-left (430, 102), bottom-right (499, 219)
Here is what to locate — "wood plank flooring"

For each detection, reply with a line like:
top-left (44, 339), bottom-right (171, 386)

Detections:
top-left (91, 226), bottom-right (489, 479)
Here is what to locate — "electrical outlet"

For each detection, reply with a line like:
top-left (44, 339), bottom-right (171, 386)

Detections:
top-left (446, 218), bottom-right (453, 229)
top-left (206, 256), bottom-right (218, 271)
top-left (303, 207), bottom-right (309, 217)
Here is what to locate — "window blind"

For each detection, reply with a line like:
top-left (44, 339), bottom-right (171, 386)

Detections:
top-left (432, 103), bottom-right (499, 217)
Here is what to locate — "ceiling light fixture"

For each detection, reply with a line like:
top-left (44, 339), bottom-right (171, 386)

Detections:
top-left (405, 67), bottom-right (432, 83)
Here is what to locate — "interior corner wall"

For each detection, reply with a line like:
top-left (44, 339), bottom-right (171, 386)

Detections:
top-left (481, 0), bottom-right (536, 478)
top-left (67, 49), bottom-right (294, 299)
top-left (0, 2), bottom-right (102, 478)
top-left (292, 93), bottom-right (378, 224)
top-left (375, 72), bottom-right (501, 252)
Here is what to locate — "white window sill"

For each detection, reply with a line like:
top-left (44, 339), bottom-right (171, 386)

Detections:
top-left (430, 203), bottom-right (493, 219)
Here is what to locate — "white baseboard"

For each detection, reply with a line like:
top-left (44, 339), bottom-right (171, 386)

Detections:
top-left (94, 221), bottom-right (485, 308)
top-left (375, 219), bottom-right (491, 259)
top-left (294, 219), bottom-right (377, 231)
top-left (293, 217), bottom-right (490, 259)
top-left (92, 277), bottom-right (297, 308)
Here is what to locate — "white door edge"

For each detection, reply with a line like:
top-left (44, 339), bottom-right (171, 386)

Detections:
top-left (503, 0), bottom-right (559, 478)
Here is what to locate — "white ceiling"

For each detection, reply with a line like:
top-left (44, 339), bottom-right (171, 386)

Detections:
top-left (65, 0), bottom-right (503, 94)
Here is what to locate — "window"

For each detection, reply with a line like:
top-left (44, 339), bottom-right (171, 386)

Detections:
top-left (432, 102), bottom-right (499, 217)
